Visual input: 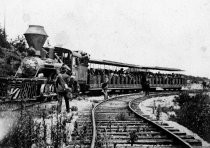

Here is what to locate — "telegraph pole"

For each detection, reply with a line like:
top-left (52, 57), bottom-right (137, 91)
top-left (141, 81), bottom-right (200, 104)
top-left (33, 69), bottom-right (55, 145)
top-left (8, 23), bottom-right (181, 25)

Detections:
top-left (3, 11), bottom-right (6, 39)
top-left (1, 0), bottom-right (7, 40)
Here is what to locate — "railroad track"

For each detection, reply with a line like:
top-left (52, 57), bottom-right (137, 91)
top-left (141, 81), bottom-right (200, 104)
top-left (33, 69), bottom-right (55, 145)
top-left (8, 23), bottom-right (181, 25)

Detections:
top-left (91, 93), bottom-right (202, 148)
top-left (66, 103), bottom-right (93, 148)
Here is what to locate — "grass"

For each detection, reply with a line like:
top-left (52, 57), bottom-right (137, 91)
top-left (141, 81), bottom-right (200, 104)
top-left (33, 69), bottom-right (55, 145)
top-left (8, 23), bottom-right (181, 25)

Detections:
top-left (0, 102), bottom-right (76, 148)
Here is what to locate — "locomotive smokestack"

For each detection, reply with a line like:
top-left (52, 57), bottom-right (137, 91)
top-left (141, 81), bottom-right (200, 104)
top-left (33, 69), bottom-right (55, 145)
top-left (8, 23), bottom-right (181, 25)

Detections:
top-left (24, 25), bottom-right (48, 56)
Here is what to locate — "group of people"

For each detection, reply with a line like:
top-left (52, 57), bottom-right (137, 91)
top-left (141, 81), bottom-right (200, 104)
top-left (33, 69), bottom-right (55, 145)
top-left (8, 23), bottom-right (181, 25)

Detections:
top-left (147, 72), bottom-right (184, 78)
top-left (89, 68), bottom-right (136, 81)
top-left (57, 66), bottom-right (152, 112)
top-left (101, 74), bottom-right (150, 100)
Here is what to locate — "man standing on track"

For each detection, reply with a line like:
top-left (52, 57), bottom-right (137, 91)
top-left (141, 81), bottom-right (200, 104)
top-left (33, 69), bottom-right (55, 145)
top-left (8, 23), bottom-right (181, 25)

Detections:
top-left (102, 75), bottom-right (109, 100)
top-left (145, 80), bottom-right (150, 96)
top-left (56, 65), bottom-right (72, 113)
top-left (141, 73), bottom-right (147, 95)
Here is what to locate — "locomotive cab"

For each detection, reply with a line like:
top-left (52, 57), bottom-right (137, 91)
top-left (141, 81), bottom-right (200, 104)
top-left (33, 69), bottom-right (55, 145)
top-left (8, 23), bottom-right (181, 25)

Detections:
top-left (47, 47), bottom-right (90, 92)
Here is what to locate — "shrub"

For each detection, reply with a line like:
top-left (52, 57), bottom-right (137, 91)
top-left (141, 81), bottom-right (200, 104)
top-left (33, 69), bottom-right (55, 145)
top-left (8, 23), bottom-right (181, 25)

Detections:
top-left (161, 106), bottom-right (174, 113)
top-left (93, 100), bottom-right (100, 103)
top-left (71, 106), bottom-right (78, 111)
top-left (115, 112), bottom-right (126, 121)
top-left (0, 111), bottom-right (38, 148)
top-left (173, 92), bottom-right (210, 142)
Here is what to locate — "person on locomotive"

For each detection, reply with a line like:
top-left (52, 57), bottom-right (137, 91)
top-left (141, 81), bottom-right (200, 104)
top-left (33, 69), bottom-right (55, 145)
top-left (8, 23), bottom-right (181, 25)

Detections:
top-left (56, 65), bottom-right (72, 113)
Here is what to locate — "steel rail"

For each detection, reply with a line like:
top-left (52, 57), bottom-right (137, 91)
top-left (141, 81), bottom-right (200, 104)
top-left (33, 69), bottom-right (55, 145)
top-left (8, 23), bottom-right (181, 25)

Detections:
top-left (90, 103), bottom-right (96, 148)
top-left (90, 93), bottom-right (140, 148)
top-left (128, 95), bottom-right (193, 148)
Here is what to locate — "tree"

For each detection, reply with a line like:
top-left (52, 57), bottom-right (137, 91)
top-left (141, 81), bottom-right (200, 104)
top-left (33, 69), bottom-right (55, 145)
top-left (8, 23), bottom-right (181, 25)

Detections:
top-left (0, 47), bottom-right (21, 76)
top-left (0, 26), bottom-right (10, 48)
top-left (10, 35), bottom-right (27, 54)
top-left (173, 92), bottom-right (210, 143)
top-left (0, 26), bottom-right (27, 76)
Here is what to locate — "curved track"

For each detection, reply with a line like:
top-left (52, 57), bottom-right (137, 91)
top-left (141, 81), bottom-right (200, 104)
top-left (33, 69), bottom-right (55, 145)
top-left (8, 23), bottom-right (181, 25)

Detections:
top-left (91, 93), bottom-right (202, 148)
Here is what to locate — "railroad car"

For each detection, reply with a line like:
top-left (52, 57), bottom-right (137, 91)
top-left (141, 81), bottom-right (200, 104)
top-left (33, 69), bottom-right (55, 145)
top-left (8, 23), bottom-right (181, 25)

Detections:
top-left (0, 25), bottom-right (186, 101)
top-left (87, 59), bottom-right (186, 93)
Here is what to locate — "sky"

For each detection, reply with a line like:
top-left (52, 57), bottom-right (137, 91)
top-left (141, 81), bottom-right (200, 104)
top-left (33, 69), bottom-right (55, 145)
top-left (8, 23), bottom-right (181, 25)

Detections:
top-left (0, 0), bottom-right (210, 78)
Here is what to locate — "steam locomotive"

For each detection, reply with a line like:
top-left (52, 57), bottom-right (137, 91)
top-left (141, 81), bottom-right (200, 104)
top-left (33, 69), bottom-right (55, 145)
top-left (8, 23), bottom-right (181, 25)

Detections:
top-left (0, 25), bottom-right (186, 101)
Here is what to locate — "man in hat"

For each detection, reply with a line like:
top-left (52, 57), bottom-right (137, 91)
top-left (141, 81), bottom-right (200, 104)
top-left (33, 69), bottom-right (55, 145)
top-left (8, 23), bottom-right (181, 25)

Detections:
top-left (102, 75), bottom-right (109, 100)
top-left (56, 65), bottom-right (72, 113)
top-left (145, 80), bottom-right (150, 96)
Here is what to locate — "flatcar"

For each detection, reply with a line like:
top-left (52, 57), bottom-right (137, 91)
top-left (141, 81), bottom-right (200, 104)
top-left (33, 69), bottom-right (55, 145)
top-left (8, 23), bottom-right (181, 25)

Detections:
top-left (0, 25), bottom-right (186, 101)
